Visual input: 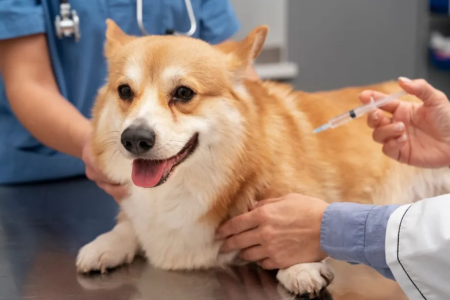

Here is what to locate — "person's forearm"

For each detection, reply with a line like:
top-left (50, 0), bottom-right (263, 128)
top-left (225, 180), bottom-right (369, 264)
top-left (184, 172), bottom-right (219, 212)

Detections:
top-left (320, 202), bottom-right (401, 280)
top-left (0, 34), bottom-right (91, 159)
top-left (6, 81), bottom-right (91, 158)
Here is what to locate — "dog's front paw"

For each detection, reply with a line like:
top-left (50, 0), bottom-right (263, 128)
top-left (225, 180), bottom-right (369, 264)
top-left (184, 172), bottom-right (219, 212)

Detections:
top-left (276, 263), bottom-right (334, 297)
top-left (76, 231), bottom-right (138, 274)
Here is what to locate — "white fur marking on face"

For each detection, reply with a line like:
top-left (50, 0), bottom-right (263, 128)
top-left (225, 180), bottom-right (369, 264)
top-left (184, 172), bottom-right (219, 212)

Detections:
top-left (122, 88), bottom-right (161, 130)
top-left (137, 88), bottom-right (159, 119)
top-left (162, 67), bottom-right (186, 82)
top-left (125, 57), bottom-right (143, 87)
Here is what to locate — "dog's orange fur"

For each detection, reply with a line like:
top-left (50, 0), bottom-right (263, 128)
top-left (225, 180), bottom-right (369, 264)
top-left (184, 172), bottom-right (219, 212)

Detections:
top-left (78, 21), bottom-right (448, 296)
top-left (95, 23), bottom-right (415, 215)
top-left (204, 79), bottom-right (421, 223)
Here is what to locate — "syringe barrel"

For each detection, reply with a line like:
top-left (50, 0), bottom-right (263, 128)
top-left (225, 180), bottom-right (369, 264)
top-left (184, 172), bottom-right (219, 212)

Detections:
top-left (353, 90), bottom-right (406, 117)
top-left (329, 111), bottom-right (353, 128)
top-left (324, 90), bottom-right (407, 131)
top-left (353, 103), bottom-right (377, 117)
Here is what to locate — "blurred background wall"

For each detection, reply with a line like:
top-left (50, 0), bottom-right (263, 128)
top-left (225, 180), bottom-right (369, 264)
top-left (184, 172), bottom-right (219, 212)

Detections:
top-left (230, 0), bottom-right (450, 97)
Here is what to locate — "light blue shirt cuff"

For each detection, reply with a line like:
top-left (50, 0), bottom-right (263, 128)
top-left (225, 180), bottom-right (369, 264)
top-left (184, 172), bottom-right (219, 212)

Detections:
top-left (321, 202), bottom-right (400, 280)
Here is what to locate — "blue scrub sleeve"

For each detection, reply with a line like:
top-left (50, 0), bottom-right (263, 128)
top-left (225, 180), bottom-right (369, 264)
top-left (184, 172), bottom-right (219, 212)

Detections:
top-left (0, 1), bottom-right (46, 40)
top-left (199, 0), bottom-right (240, 44)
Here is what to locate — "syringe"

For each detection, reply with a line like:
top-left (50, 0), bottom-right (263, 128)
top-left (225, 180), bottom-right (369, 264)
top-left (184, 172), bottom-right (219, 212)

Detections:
top-left (312, 90), bottom-right (407, 134)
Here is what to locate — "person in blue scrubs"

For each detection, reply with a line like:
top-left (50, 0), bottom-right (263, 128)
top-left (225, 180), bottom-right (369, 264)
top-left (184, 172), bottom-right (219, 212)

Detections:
top-left (0, 0), bottom-right (243, 200)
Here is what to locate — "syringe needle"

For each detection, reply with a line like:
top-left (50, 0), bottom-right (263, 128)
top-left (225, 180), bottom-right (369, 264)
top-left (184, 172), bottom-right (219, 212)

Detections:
top-left (312, 123), bottom-right (330, 134)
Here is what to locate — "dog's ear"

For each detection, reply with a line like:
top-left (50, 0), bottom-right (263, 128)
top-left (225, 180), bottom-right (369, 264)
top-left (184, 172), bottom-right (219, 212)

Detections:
top-left (235, 25), bottom-right (268, 62)
top-left (105, 19), bottom-right (136, 58)
top-left (224, 25), bottom-right (268, 78)
top-left (215, 40), bottom-right (240, 55)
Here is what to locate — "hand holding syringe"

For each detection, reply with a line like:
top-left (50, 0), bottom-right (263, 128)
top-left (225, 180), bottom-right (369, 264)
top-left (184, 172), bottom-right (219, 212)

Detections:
top-left (313, 91), bottom-right (407, 134)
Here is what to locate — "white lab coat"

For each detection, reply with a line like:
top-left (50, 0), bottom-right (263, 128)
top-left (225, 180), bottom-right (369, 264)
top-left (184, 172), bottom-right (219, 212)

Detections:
top-left (386, 194), bottom-right (450, 299)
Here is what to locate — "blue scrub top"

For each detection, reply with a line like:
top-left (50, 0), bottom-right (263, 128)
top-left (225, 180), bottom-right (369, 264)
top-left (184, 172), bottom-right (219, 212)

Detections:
top-left (0, 0), bottom-right (240, 184)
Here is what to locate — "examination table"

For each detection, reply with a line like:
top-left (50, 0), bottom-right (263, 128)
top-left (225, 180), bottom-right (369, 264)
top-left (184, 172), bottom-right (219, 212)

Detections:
top-left (0, 177), bottom-right (407, 300)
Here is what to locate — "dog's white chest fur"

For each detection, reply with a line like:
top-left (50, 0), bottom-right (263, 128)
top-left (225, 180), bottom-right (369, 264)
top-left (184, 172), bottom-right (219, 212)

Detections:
top-left (121, 182), bottom-right (235, 270)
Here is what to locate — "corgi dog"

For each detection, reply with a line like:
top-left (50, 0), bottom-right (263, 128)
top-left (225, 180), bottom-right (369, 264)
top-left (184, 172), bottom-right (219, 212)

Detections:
top-left (76, 20), bottom-right (450, 296)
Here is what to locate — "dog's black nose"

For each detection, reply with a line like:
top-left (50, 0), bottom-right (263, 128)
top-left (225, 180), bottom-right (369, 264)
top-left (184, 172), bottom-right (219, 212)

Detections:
top-left (121, 125), bottom-right (156, 155)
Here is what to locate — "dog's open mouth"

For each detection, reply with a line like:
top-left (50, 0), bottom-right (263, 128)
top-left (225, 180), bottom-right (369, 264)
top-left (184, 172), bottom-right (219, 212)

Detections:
top-left (131, 133), bottom-right (199, 188)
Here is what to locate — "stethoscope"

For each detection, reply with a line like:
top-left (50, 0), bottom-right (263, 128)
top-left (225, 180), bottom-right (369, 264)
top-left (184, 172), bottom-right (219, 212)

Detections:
top-left (55, 0), bottom-right (197, 42)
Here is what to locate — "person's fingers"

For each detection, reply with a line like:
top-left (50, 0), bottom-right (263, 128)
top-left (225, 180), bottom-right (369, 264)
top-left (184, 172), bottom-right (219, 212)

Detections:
top-left (86, 165), bottom-right (122, 188)
top-left (367, 109), bottom-right (392, 129)
top-left (257, 258), bottom-right (277, 270)
top-left (220, 230), bottom-right (261, 253)
top-left (382, 135), bottom-right (408, 162)
top-left (359, 90), bottom-right (385, 104)
top-left (87, 163), bottom-right (125, 199)
top-left (248, 202), bottom-right (256, 211)
top-left (398, 77), bottom-right (448, 106)
top-left (113, 197), bottom-right (122, 204)
top-left (85, 166), bottom-right (101, 182)
top-left (359, 90), bottom-right (401, 113)
top-left (239, 246), bottom-right (268, 262)
top-left (97, 182), bottom-right (129, 200)
top-left (372, 122), bottom-right (405, 144)
top-left (216, 210), bottom-right (260, 239)
top-left (253, 197), bottom-right (282, 208)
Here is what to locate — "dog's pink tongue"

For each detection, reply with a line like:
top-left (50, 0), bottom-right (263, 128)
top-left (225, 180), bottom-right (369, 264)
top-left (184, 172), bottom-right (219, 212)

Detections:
top-left (132, 160), bottom-right (167, 188)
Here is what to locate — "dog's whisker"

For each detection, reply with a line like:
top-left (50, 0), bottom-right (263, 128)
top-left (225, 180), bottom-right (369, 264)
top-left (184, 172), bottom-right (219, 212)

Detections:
top-left (107, 147), bottom-right (122, 162)
top-left (152, 137), bottom-right (191, 154)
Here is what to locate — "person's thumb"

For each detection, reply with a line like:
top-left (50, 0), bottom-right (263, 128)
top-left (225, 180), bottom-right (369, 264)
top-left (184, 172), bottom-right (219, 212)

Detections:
top-left (398, 77), bottom-right (447, 107)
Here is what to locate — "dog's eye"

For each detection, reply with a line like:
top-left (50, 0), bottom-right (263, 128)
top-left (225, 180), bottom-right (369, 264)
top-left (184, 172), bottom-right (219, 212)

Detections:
top-left (118, 84), bottom-right (134, 100)
top-left (173, 86), bottom-right (195, 102)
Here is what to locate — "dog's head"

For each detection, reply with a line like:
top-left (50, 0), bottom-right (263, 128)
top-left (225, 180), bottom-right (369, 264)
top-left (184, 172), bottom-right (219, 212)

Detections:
top-left (95, 20), bottom-right (268, 188)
